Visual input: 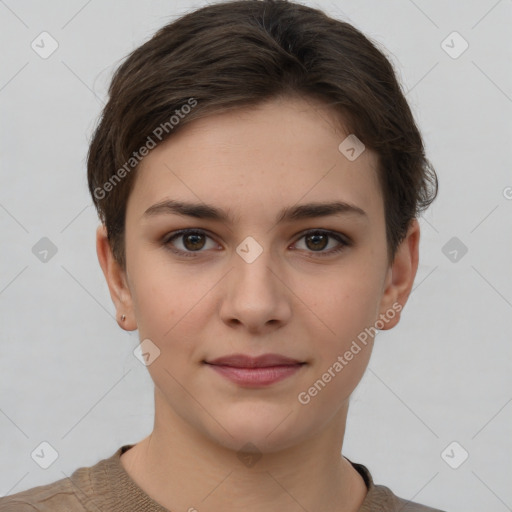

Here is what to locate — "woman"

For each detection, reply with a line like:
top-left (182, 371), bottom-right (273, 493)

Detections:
top-left (0, 1), bottom-right (443, 510)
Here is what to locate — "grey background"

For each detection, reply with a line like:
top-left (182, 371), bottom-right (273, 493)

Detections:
top-left (1, 1), bottom-right (511, 510)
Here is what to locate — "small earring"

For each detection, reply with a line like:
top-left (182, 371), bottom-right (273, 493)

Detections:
top-left (120, 314), bottom-right (126, 322)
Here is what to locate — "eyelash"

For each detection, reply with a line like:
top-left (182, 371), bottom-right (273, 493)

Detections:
top-left (162, 229), bottom-right (351, 259)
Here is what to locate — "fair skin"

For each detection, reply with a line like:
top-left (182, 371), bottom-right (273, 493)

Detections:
top-left (97, 96), bottom-right (419, 512)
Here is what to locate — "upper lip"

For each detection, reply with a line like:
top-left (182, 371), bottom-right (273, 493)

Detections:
top-left (205, 353), bottom-right (304, 368)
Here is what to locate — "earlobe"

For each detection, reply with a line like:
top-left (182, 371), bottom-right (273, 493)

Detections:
top-left (377, 219), bottom-right (420, 330)
top-left (95, 224), bottom-right (136, 331)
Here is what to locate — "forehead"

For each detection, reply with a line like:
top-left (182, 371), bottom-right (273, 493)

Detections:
top-left (126, 96), bottom-right (383, 224)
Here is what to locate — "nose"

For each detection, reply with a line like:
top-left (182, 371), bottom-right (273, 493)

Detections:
top-left (219, 243), bottom-right (292, 335)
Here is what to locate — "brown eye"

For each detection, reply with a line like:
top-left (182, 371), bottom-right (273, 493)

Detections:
top-left (181, 232), bottom-right (206, 251)
top-left (294, 230), bottom-right (350, 257)
top-left (164, 229), bottom-right (217, 257)
top-left (304, 232), bottom-right (329, 251)
top-left (163, 228), bottom-right (350, 259)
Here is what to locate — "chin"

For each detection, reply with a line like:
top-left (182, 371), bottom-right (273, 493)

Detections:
top-left (202, 406), bottom-right (307, 454)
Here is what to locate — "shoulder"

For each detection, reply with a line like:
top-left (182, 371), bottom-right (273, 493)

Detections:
top-left (0, 470), bottom-right (90, 511)
top-left (0, 445), bottom-right (125, 512)
top-left (350, 460), bottom-right (447, 512)
top-left (0, 499), bottom-right (39, 512)
top-left (368, 482), bottom-right (447, 511)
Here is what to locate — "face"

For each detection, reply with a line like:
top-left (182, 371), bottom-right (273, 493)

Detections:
top-left (97, 96), bottom-right (419, 454)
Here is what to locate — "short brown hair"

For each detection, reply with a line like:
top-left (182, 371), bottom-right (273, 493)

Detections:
top-left (87, 0), bottom-right (438, 270)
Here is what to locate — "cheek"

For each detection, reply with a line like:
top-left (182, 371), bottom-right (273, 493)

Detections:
top-left (129, 255), bottom-right (215, 353)
top-left (127, 252), bottom-right (180, 341)
top-left (296, 282), bottom-right (379, 411)
top-left (300, 269), bottom-right (382, 351)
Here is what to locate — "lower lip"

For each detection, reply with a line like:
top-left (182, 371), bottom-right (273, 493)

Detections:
top-left (206, 364), bottom-right (304, 387)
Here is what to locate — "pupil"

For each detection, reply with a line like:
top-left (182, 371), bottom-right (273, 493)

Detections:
top-left (307, 233), bottom-right (327, 251)
top-left (185, 233), bottom-right (204, 250)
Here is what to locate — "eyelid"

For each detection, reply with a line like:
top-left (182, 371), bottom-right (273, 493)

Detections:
top-left (293, 228), bottom-right (351, 245)
top-left (163, 228), bottom-right (351, 257)
top-left (291, 229), bottom-right (351, 257)
top-left (163, 229), bottom-right (220, 258)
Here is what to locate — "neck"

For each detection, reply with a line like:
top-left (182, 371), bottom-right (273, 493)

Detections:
top-left (120, 388), bottom-right (367, 512)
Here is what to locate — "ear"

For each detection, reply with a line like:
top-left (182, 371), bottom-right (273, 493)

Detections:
top-left (96, 224), bottom-right (137, 331)
top-left (377, 218), bottom-right (420, 330)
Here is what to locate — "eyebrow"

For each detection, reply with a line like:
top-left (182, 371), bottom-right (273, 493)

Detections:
top-left (143, 199), bottom-right (368, 224)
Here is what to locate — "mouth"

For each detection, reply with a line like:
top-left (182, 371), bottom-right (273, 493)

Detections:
top-left (204, 353), bottom-right (305, 368)
top-left (203, 353), bottom-right (306, 387)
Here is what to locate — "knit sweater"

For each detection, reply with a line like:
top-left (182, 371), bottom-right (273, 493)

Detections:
top-left (0, 444), bottom-right (445, 511)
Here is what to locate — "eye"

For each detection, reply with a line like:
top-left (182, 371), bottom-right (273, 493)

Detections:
top-left (163, 228), bottom-right (350, 258)
top-left (163, 229), bottom-right (218, 257)
top-left (292, 229), bottom-right (350, 257)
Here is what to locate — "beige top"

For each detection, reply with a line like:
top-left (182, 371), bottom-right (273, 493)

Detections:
top-left (0, 444), bottom-right (445, 511)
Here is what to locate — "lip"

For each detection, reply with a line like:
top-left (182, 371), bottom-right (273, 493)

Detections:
top-left (204, 353), bottom-right (306, 388)
top-left (205, 353), bottom-right (303, 368)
